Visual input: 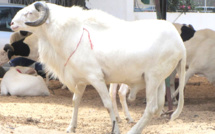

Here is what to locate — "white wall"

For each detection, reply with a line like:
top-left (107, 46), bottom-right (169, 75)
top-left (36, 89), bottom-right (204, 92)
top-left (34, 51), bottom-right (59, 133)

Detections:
top-left (0, 0), bottom-right (8, 3)
top-left (168, 13), bottom-right (215, 31)
top-left (132, 12), bottom-right (215, 31)
top-left (86, 0), bottom-right (128, 20)
top-left (86, 0), bottom-right (215, 31)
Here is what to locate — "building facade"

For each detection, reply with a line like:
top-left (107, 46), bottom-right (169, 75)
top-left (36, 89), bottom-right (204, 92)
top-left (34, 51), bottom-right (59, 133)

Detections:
top-left (7, 0), bottom-right (85, 7)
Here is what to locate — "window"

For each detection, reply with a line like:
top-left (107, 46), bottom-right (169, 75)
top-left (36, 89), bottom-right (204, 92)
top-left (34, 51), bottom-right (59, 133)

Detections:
top-left (134, 0), bottom-right (155, 12)
top-left (134, 0), bottom-right (215, 13)
top-left (0, 7), bottom-right (12, 31)
top-left (0, 7), bottom-right (22, 32)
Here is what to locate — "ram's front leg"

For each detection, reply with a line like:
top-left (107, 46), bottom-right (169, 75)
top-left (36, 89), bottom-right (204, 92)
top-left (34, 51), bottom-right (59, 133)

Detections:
top-left (90, 79), bottom-right (120, 134)
top-left (67, 84), bottom-right (86, 133)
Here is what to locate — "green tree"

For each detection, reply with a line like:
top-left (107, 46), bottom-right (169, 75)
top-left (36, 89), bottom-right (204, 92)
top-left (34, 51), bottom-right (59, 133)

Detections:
top-left (167, 0), bottom-right (195, 12)
top-left (167, 0), bottom-right (179, 12)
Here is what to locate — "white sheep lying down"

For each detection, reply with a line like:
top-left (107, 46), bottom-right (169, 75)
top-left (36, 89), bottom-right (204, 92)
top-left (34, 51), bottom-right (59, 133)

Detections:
top-left (10, 2), bottom-right (186, 134)
top-left (1, 66), bottom-right (50, 96)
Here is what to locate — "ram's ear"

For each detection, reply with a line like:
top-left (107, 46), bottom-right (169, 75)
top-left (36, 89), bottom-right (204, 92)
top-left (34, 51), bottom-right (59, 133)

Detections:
top-left (188, 24), bottom-right (195, 31)
top-left (4, 44), bottom-right (15, 60)
top-left (4, 44), bottom-right (14, 52)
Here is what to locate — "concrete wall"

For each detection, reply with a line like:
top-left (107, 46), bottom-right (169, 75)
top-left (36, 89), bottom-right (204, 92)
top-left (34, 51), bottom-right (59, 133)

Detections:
top-left (168, 13), bottom-right (215, 31)
top-left (132, 12), bottom-right (215, 31)
top-left (86, 0), bottom-right (128, 20)
top-left (0, 0), bottom-right (8, 3)
top-left (86, 0), bottom-right (215, 31)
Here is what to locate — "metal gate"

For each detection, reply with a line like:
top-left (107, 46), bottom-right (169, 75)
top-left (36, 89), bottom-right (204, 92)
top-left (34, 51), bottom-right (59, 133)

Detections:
top-left (8, 0), bottom-right (84, 7)
top-left (8, 0), bottom-right (38, 5)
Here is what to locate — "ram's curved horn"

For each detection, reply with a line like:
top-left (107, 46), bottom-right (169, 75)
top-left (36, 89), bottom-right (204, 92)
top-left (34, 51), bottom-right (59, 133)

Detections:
top-left (25, 2), bottom-right (49, 27)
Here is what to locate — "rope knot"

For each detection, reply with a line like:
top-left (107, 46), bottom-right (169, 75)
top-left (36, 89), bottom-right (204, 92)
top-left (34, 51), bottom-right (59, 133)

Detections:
top-left (64, 28), bottom-right (93, 67)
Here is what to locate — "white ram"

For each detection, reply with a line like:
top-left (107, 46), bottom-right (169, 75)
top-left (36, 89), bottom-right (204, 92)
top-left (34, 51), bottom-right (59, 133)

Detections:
top-left (110, 23), bottom-right (196, 123)
top-left (1, 66), bottom-right (50, 96)
top-left (10, 2), bottom-right (186, 134)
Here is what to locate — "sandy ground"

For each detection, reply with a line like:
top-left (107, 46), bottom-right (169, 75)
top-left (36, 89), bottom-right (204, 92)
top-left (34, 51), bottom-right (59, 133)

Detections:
top-left (1, 76), bottom-right (215, 134)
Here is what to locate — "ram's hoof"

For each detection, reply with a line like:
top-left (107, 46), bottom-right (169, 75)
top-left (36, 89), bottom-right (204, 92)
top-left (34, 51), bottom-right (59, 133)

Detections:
top-left (66, 126), bottom-right (76, 133)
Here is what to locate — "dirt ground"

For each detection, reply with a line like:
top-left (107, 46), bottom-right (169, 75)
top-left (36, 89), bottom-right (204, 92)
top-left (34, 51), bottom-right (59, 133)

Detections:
top-left (1, 76), bottom-right (215, 134)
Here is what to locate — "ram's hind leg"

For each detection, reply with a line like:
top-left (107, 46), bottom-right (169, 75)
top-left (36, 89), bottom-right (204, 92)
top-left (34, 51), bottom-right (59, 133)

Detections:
top-left (109, 83), bottom-right (121, 122)
top-left (128, 74), bottom-right (161, 134)
top-left (155, 80), bottom-right (166, 117)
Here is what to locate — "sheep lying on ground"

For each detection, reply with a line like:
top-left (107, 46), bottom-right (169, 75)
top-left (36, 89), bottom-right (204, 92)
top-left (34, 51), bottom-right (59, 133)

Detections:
top-left (0, 32), bottom-right (39, 65)
top-left (10, 30), bottom-right (31, 44)
top-left (11, 2), bottom-right (186, 133)
top-left (1, 66), bottom-right (50, 96)
top-left (0, 32), bottom-right (51, 85)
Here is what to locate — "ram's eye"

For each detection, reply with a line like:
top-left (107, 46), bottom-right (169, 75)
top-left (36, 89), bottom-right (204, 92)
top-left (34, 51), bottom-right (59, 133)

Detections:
top-left (24, 11), bottom-right (32, 16)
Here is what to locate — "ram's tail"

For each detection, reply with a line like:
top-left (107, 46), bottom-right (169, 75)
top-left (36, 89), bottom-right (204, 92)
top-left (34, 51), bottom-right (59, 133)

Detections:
top-left (170, 52), bottom-right (186, 121)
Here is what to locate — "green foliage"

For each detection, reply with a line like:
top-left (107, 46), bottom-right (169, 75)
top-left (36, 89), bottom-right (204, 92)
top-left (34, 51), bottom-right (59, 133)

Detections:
top-left (167, 0), bottom-right (179, 12)
top-left (167, 0), bottom-right (195, 12)
top-left (179, 0), bottom-right (195, 11)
